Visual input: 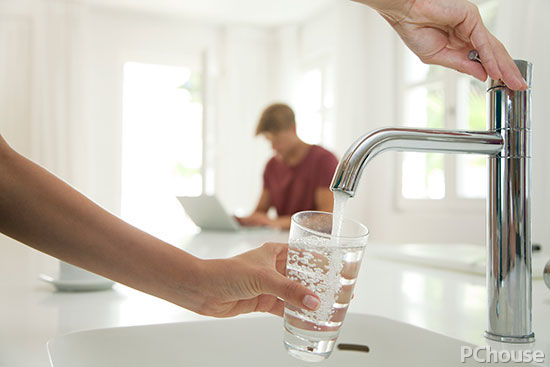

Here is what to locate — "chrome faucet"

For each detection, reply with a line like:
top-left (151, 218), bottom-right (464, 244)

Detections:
top-left (331, 60), bottom-right (534, 343)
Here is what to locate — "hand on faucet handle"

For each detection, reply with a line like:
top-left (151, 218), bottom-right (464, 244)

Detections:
top-left (355, 0), bottom-right (528, 91)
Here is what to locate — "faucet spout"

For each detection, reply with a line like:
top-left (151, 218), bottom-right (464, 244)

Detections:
top-left (330, 128), bottom-right (503, 197)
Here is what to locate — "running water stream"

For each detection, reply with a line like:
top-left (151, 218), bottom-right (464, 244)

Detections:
top-left (331, 191), bottom-right (349, 239)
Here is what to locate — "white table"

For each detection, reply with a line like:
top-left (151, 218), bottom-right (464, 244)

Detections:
top-left (1, 230), bottom-right (549, 367)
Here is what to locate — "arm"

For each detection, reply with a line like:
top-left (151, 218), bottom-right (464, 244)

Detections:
top-left (268, 187), bottom-right (335, 230)
top-left (254, 188), bottom-right (271, 213)
top-left (251, 189), bottom-right (291, 229)
top-left (236, 189), bottom-right (292, 229)
top-left (354, 0), bottom-right (527, 90)
top-left (0, 136), bottom-right (319, 317)
top-left (267, 180), bottom-right (336, 231)
top-left (235, 189), bottom-right (273, 227)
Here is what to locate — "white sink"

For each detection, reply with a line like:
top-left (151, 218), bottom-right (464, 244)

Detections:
top-left (47, 313), bottom-right (538, 366)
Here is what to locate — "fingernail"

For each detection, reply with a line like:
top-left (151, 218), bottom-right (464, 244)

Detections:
top-left (303, 295), bottom-right (320, 310)
top-left (521, 77), bottom-right (528, 89)
top-left (512, 76), bottom-right (527, 90)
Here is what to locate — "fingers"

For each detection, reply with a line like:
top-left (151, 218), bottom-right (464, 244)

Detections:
top-left (243, 294), bottom-right (286, 317)
top-left (267, 298), bottom-right (285, 317)
top-left (425, 47), bottom-right (487, 81)
top-left (426, 44), bottom-right (527, 91)
top-left (235, 215), bottom-right (253, 226)
top-left (487, 34), bottom-right (528, 90)
top-left (257, 242), bottom-right (289, 275)
top-left (410, 2), bottom-right (527, 91)
top-left (251, 243), bottom-right (320, 311)
top-left (231, 296), bottom-right (285, 318)
top-left (468, 20), bottom-right (526, 90)
top-left (260, 269), bottom-right (320, 312)
top-left (468, 22), bottom-right (501, 81)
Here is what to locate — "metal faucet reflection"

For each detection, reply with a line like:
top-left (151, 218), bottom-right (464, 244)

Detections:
top-left (331, 60), bottom-right (534, 343)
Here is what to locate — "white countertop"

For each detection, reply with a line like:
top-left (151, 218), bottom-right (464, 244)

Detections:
top-left (1, 230), bottom-right (549, 367)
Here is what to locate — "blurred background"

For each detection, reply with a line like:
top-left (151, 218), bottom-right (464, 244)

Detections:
top-left (1, 0), bottom-right (549, 247)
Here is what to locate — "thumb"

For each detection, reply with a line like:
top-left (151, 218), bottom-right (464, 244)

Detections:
top-left (261, 270), bottom-right (320, 311)
top-left (425, 47), bottom-right (488, 82)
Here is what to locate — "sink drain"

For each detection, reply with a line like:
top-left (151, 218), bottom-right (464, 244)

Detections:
top-left (337, 343), bottom-right (370, 353)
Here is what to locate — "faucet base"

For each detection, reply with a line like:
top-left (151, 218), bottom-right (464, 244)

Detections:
top-left (484, 331), bottom-right (535, 344)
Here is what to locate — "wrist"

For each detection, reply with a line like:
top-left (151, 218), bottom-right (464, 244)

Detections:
top-left (353, 0), bottom-right (414, 24)
top-left (165, 252), bottom-right (207, 312)
top-left (182, 257), bottom-right (239, 317)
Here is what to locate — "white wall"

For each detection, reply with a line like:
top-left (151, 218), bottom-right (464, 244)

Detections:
top-left (0, 12), bottom-right (31, 157)
top-left (213, 26), bottom-right (275, 215)
top-left (0, 0), bottom-right (80, 181)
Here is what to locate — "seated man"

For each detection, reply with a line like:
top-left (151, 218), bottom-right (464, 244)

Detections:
top-left (237, 103), bottom-right (338, 229)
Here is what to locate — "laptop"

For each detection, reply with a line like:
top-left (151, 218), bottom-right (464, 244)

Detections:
top-left (177, 195), bottom-right (244, 231)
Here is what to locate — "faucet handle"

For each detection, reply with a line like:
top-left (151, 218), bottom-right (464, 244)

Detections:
top-left (468, 50), bottom-right (482, 63)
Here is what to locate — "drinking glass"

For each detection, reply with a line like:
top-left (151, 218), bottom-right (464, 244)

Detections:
top-left (283, 210), bottom-right (369, 362)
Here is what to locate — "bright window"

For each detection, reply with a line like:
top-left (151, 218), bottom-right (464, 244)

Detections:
top-left (402, 82), bottom-right (446, 199)
top-left (293, 62), bottom-right (335, 148)
top-left (456, 78), bottom-right (488, 198)
top-left (121, 62), bottom-right (203, 243)
top-left (400, 0), bottom-right (497, 201)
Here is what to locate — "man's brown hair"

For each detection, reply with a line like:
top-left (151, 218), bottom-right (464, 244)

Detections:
top-left (255, 103), bottom-right (296, 136)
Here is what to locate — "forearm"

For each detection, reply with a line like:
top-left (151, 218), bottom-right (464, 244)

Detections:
top-left (253, 188), bottom-right (271, 213)
top-left (253, 202), bottom-right (269, 214)
top-left (352, 0), bottom-right (413, 22)
top-left (0, 138), bottom-right (202, 309)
